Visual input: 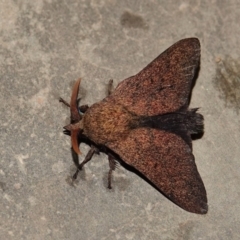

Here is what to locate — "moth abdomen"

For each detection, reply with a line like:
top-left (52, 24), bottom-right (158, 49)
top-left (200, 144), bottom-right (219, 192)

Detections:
top-left (136, 109), bottom-right (204, 136)
top-left (185, 108), bottom-right (204, 134)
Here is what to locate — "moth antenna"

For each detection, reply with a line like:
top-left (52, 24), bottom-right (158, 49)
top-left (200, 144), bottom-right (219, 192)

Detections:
top-left (77, 98), bottom-right (81, 106)
top-left (70, 78), bottom-right (82, 123)
top-left (59, 97), bottom-right (70, 107)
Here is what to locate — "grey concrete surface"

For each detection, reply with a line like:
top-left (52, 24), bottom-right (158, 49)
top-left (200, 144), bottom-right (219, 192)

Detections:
top-left (0, 1), bottom-right (240, 239)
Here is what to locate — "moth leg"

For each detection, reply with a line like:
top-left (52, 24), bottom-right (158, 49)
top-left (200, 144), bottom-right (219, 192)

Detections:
top-left (107, 153), bottom-right (117, 189)
top-left (59, 97), bottom-right (70, 107)
top-left (73, 145), bottom-right (99, 180)
top-left (108, 79), bottom-right (113, 96)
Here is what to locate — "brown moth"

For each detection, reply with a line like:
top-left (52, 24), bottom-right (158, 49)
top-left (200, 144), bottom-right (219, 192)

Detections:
top-left (60, 38), bottom-right (208, 214)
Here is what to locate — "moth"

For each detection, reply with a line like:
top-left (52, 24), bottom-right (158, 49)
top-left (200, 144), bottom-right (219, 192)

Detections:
top-left (60, 38), bottom-right (208, 214)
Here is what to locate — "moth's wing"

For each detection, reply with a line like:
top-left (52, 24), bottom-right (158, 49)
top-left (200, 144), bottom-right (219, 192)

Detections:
top-left (107, 128), bottom-right (207, 214)
top-left (111, 38), bottom-right (200, 115)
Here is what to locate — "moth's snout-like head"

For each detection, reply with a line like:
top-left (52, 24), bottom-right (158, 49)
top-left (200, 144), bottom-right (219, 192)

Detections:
top-left (67, 78), bottom-right (84, 155)
top-left (64, 122), bottom-right (83, 131)
top-left (64, 121), bottom-right (83, 155)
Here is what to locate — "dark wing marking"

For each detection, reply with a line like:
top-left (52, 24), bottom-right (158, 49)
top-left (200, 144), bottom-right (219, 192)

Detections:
top-left (111, 38), bottom-right (200, 115)
top-left (107, 128), bottom-right (207, 214)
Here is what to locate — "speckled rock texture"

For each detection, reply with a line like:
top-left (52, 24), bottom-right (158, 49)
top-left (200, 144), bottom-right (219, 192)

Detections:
top-left (0, 1), bottom-right (239, 239)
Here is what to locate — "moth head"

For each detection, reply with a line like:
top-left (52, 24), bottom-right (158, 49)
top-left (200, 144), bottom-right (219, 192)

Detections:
top-left (64, 79), bottom-right (84, 155)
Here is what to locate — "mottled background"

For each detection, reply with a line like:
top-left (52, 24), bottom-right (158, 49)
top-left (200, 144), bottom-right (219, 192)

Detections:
top-left (0, 1), bottom-right (239, 239)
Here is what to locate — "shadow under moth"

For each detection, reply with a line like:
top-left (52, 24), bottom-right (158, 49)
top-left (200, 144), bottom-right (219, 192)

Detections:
top-left (60, 38), bottom-right (208, 214)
